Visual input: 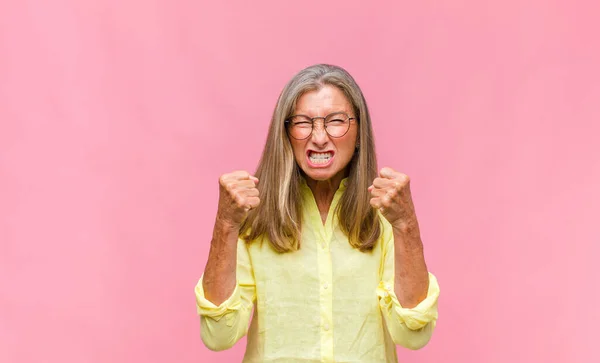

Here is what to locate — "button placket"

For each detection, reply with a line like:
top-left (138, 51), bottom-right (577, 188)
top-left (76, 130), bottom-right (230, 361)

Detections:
top-left (317, 232), bottom-right (334, 361)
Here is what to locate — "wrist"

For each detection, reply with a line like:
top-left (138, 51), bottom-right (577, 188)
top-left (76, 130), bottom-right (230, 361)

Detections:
top-left (392, 217), bottom-right (420, 236)
top-left (212, 216), bottom-right (241, 243)
top-left (214, 211), bottom-right (242, 231)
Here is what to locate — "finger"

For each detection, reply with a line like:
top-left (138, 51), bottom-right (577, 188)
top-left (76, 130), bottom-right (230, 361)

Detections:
top-left (229, 179), bottom-right (258, 190)
top-left (374, 176), bottom-right (410, 191)
top-left (222, 171), bottom-right (255, 182)
top-left (380, 168), bottom-right (411, 185)
top-left (379, 167), bottom-right (400, 179)
top-left (245, 197), bottom-right (261, 210)
top-left (230, 188), bottom-right (259, 208)
top-left (380, 193), bottom-right (393, 207)
top-left (371, 196), bottom-right (391, 215)
top-left (239, 188), bottom-right (260, 198)
top-left (372, 177), bottom-right (396, 189)
top-left (376, 191), bottom-right (394, 205)
top-left (369, 187), bottom-right (388, 198)
top-left (371, 196), bottom-right (392, 207)
top-left (220, 172), bottom-right (246, 187)
top-left (370, 197), bottom-right (382, 209)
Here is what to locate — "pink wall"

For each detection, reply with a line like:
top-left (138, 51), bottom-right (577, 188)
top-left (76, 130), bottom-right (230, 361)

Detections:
top-left (1, 1), bottom-right (598, 362)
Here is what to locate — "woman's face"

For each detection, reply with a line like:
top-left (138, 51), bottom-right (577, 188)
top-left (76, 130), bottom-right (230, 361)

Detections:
top-left (289, 85), bottom-right (358, 184)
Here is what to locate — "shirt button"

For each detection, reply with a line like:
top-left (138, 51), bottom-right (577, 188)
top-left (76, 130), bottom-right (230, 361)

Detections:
top-left (324, 323), bottom-right (330, 331)
top-left (323, 282), bottom-right (328, 289)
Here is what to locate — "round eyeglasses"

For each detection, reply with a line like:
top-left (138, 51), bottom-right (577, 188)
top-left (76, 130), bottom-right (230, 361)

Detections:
top-left (285, 112), bottom-right (357, 140)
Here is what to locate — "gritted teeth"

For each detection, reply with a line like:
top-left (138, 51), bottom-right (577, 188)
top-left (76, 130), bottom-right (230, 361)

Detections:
top-left (308, 151), bottom-right (333, 164)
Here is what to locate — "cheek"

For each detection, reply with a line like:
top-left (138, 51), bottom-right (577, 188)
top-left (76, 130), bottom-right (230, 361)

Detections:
top-left (290, 140), bottom-right (305, 160)
top-left (337, 135), bottom-right (357, 154)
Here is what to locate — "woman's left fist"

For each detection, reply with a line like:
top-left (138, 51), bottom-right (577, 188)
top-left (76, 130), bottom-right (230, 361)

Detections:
top-left (369, 167), bottom-right (417, 229)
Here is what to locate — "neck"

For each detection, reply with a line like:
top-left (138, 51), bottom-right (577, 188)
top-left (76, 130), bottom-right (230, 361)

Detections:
top-left (305, 171), bottom-right (346, 215)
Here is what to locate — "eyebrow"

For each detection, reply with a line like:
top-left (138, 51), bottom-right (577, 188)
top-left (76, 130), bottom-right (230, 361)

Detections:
top-left (290, 111), bottom-right (350, 117)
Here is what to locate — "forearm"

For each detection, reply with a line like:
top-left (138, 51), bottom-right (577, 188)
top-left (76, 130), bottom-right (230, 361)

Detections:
top-left (202, 219), bottom-right (240, 305)
top-left (393, 219), bottom-right (429, 308)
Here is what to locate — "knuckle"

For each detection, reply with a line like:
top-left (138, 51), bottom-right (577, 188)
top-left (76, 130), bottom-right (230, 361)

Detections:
top-left (236, 170), bottom-right (250, 179)
top-left (394, 177), bottom-right (409, 189)
top-left (225, 182), bottom-right (236, 193)
top-left (233, 194), bottom-right (245, 208)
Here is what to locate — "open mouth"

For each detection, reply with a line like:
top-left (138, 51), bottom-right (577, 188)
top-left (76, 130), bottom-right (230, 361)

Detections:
top-left (307, 151), bottom-right (334, 166)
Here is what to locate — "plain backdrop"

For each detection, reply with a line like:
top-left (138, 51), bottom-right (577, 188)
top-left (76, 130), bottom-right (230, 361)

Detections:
top-left (1, 1), bottom-right (599, 362)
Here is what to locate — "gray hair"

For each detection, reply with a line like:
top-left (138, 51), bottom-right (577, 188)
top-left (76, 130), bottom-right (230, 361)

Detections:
top-left (241, 64), bottom-right (381, 252)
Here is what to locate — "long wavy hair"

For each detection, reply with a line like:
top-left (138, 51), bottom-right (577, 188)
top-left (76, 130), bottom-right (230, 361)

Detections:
top-left (240, 64), bottom-right (380, 253)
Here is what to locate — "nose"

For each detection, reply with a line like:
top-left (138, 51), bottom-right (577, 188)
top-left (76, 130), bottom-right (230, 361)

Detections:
top-left (310, 119), bottom-right (330, 146)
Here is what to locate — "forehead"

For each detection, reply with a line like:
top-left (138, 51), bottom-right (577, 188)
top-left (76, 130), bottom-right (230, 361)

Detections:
top-left (294, 85), bottom-right (352, 115)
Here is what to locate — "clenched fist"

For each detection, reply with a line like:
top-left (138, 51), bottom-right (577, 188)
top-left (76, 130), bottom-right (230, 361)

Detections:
top-left (368, 167), bottom-right (417, 230)
top-left (217, 171), bottom-right (260, 228)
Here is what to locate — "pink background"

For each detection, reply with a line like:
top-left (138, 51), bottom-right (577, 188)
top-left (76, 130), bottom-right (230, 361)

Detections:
top-left (1, 1), bottom-right (599, 362)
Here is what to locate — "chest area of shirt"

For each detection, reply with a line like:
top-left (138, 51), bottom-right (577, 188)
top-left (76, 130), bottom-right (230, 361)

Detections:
top-left (250, 231), bottom-right (383, 295)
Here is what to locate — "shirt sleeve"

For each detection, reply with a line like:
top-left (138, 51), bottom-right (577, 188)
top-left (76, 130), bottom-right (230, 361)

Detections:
top-left (376, 220), bottom-right (440, 350)
top-left (195, 238), bottom-right (256, 351)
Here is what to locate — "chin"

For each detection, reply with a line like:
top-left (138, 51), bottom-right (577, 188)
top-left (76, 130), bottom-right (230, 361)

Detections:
top-left (301, 166), bottom-right (339, 182)
top-left (306, 173), bottom-right (333, 181)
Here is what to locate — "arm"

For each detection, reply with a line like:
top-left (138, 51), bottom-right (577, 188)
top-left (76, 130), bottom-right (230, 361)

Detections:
top-left (377, 221), bottom-right (440, 350)
top-left (392, 217), bottom-right (429, 308)
top-left (370, 167), bottom-right (440, 349)
top-left (196, 171), bottom-right (260, 351)
top-left (202, 220), bottom-right (240, 306)
top-left (196, 235), bottom-right (256, 351)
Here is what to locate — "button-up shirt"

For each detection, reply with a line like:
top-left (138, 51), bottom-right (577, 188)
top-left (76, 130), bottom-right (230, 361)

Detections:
top-left (196, 178), bottom-right (440, 362)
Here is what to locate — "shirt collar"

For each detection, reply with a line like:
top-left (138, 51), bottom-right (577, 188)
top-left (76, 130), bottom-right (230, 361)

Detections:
top-left (299, 176), bottom-right (349, 193)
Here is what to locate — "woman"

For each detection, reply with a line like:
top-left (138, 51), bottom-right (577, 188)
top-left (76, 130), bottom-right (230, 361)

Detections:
top-left (196, 64), bottom-right (440, 362)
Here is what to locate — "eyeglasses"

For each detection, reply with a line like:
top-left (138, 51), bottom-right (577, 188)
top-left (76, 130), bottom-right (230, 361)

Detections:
top-left (285, 112), bottom-right (357, 140)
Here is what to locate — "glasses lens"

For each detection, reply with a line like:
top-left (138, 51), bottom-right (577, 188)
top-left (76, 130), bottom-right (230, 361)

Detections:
top-left (325, 113), bottom-right (350, 137)
top-left (288, 116), bottom-right (313, 139)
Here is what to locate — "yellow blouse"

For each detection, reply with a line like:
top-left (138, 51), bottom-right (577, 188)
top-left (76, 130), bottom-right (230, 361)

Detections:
top-left (195, 179), bottom-right (440, 363)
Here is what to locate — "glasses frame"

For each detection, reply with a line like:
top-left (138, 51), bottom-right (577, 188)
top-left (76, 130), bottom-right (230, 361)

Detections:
top-left (284, 112), bottom-right (357, 140)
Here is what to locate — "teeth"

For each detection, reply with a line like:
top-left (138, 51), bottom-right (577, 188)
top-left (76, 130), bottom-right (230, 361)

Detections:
top-left (309, 152), bottom-right (332, 164)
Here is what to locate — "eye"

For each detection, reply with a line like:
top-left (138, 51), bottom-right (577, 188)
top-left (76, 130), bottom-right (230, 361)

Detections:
top-left (325, 112), bottom-right (349, 125)
top-left (327, 118), bottom-right (346, 125)
top-left (293, 121), bottom-right (312, 128)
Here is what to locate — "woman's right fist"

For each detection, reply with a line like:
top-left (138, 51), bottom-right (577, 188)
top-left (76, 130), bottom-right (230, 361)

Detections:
top-left (217, 171), bottom-right (260, 227)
